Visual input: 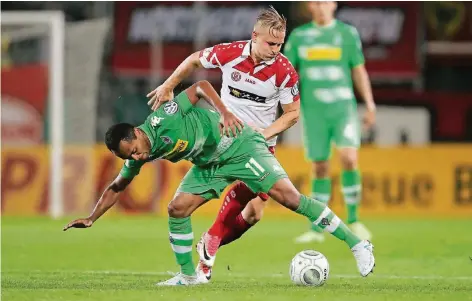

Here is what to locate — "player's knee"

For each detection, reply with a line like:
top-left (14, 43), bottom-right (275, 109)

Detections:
top-left (167, 201), bottom-right (189, 218)
top-left (340, 150), bottom-right (358, 170)
top-left (243, 200), bottom-right (265, 224)
top-left (313, 161), bottom-right (329, 178)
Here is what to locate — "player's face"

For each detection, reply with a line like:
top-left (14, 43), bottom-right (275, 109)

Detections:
top-left (117, 130), bottom-right (151, 161)
top-left (309, 1), bottom-right (337, 24)
top-left (252, 27), bottom-right (285, 61)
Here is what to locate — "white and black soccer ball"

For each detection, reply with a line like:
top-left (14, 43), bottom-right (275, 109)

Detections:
top-left (289, 250), bottom-right (329, 286)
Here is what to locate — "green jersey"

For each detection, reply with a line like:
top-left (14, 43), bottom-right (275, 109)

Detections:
top-left (120, 92), bottom-right (255, 179)
top-left (284, 20), bottom-right (364, 110)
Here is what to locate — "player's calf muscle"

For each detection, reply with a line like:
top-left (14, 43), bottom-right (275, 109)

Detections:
top-left (268, 179), bottom-right (301, 211)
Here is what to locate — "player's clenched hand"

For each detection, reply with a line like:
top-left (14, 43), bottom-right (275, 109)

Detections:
top-left (362, 108), bottom-right (376, 131)
top-left (63, 218), bottom-right (93, 231)
top-left (147, 85), bottom-right (174, 111)
top-left (220, 111), bottom-right (244, 137)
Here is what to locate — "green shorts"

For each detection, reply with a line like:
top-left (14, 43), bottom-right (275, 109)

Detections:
top-left (177, 134), bottom-right (288, 201)
top-left (301, 102), bottom-right (360, 162)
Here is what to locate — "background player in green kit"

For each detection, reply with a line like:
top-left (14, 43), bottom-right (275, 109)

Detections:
top-left (284, 1), bottom-right (376, 244)
top-left (63, 80), bottom-right (375, 285)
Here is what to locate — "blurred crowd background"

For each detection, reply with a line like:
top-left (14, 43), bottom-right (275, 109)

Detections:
top-left (2, 2), bottom-right (472, 217)
top-left (2, 1), bottom-right (472, 145)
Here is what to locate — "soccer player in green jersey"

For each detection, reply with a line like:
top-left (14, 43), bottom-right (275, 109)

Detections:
top-left (284, 1), bottom-right (376, 244)
top-left (63, 80), bottom-right (375, 285)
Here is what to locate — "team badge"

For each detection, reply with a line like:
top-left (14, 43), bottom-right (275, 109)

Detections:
top-left (231, 71), bottom-right (241, 82)
top-left (164, 101), bottom-right (178, 115)
top-left (291, 82), bottom-right (299, 96)
top-left (160, 136), bottom-right (173, 145)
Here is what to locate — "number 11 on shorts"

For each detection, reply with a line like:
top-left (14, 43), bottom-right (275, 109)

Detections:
top-left (245, 157), bottom-right (265, 177)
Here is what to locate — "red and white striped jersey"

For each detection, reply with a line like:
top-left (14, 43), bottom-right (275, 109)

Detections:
top-left (199, 40), bottom-right (299, 146)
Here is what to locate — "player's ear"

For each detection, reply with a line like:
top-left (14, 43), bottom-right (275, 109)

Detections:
top-left (252, 30), bottom-right (257, 42)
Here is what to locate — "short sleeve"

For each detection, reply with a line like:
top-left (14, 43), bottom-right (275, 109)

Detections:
top-left (173, 91), bottom-right (193, 114)
top-left (199, 43), bottom-right (232, 69)
top-left (119, 159), bottom-right (145, 179)
top-left (348, 27), bottom-right (365, 68)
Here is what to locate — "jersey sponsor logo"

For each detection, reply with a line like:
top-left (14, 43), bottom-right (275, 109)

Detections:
top-left (150, 116), bottom-right (164, 127)
top-left (291, 82), bottom-right (299, 96)
top-left (306, 47), bottom-right (342, 61)
top-left (245, 78), bottom-right (256, 85)
top-left (231, 71), bottom-right (241, 82)
top-left (160, 136), bottom-right (173, 145)
top-left (228, 85), bottom-right (267, 103)
top-left (164, 101), bottom-right (178, 115)
top-left (164, 139), bottom-right (189, 159)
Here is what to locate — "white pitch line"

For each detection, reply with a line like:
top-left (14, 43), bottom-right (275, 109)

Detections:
top-left (7, 269), bottom-right (472, 281)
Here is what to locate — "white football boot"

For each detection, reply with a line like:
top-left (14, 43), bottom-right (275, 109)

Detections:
top-left (351, 240), bottom-right (375, 277)
top-left (195, 232), bottom-right (220, 282)
top-left (294, 231), bottom-right (325, 244)
top-left (156, 273), bottom-right (201, 286)
top-left (349, 222), bottom-right (372, 241)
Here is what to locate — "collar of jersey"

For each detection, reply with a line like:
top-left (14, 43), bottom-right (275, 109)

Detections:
top-left (312, 19), bottom-right (337, 30)
top-left (138, 124), bottom-right (155, 151)
top-left (241, 40), bottom-right (277, 65)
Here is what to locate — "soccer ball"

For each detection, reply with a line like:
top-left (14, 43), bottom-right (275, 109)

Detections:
top-left (289, 250), bottom-right (329, 286)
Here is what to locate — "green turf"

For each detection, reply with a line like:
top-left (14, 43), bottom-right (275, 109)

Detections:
top-left (2, 216), bottom-right (472, 301)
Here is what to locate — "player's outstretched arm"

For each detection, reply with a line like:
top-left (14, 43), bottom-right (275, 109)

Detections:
top-left (186, 80), bottom-right (244, 137)
top-left (262, 101), bottom-right (300, 140)
top-left (63, 175), bottom-right (132, 231)
top-left (147, 51), bottom-right (203, 111)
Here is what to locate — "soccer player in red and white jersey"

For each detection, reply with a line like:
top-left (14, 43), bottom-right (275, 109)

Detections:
top-left (147, 7), bottom-right (300, 281)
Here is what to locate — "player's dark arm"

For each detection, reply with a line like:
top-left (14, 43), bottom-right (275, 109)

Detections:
top-left (352, 65), bottom-right (376, 129)
top-left (263, 101), bottom-right (300, 140)
top-left (63, 175), bottom-right (132, 231)
top-left (186, 80), bottom-right (244, 136)
top-left (185, 80), bottom-right (228, 113)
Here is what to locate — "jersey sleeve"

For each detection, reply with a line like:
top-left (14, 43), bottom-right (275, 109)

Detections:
top-left (347, 26), bottom-right (365, 68)
top-left (174, 91), bottom-right (193, 114)
top-left (283, 30), bottom-right (299, 68)
top-left (119, 159), bottom-right (145, 179)
top-left (198, 43), bottom-right (233, 69)
top-left (279, 70), bottom-right (300, 105)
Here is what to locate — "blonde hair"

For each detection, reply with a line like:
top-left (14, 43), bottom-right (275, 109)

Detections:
top-left (255, 6), bottom-right (287, 37)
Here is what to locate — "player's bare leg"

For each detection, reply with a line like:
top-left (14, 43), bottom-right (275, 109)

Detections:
top-left (157, 192), bottom-right (209, 286)
top-left (241, 195), bottom-right (267, 225)
top-left (294, 160), bottom-right (329, 243)
top-left (338, 147), bottom-right (372, 241)
top-left (269, 178), bottom-right (375, 277)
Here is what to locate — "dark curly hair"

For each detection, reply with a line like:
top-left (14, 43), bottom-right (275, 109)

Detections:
top-left (105, 123), bottom-right (136, 154)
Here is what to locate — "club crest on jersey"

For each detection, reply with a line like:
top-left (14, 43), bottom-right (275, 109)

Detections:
top-left (164, 101), bottom-right (178, 115)
top-left (160, 136), bottom-right (173, 145)
top-left (291, 82), bottom-right (299, 96)
top-left (231, 71), bottom-right (241, 82)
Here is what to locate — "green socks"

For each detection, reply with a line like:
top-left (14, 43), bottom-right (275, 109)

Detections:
top-left (296, 194), bottom-right (361, 248)
top-left (342, 170), bottom-right (362, 224)
top-left (168, 217), bottom-right (195, 276)
top-left (310, 178), bottom-right (331, 232)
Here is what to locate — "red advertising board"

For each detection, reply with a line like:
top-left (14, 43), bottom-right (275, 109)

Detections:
top-left (1, 65), bottom-right (48, 145)
top-left (112, 2), bottom-right (263, 74)
top-left (337, 2), bottom-right (421, 79)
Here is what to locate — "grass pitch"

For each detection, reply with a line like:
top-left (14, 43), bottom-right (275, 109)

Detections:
top-left (2, 216), bottom-right (472, 301)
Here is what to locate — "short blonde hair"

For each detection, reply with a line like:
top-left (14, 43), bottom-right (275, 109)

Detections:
top-left (255, 6), bottom-right (287, 37)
